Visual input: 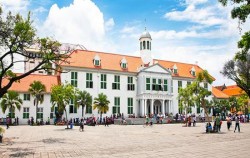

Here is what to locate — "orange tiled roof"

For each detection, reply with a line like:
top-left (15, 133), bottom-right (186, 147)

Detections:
top-left (212, 87), bottom-right (229, 99)
top-left (61, 50), bottom-right (214, 79)
top-left (222, 85), bottom-right (245, 96)
top-left (2, 74), bottom-right (60, 93)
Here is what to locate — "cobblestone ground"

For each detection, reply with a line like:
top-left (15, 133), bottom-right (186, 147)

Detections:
top-left (0, 122), bottom-right (250, 158)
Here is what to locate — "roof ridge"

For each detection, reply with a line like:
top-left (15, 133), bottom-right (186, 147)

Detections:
top-left (155, 58), bottom-right (199, 67)
top-left (78, 50), bottom-right (142, 59)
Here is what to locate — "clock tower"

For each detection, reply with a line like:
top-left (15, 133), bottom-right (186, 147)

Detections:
top-left (139, 28), bottom-right (152, 66)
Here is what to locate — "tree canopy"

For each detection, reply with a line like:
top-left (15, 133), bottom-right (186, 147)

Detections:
top-left (0, 90), bottom-right (22, 118)
top-left (28, 80), bottom-right (46, 123)
top-left (218, 0), bottom-right (250, 24)
top-left (50, 83), bottom-right (74, 127)
top-left (93, 93), bottom-right (110, 119)
top-left (74, 90), bottom-right (92, 117)
top-left (0, 7), bottom-right (71, 98)
top-left (219, 0), bottom-right (250, 97)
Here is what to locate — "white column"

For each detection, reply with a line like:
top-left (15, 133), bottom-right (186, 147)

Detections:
top-left (171, 100), bottom-right (174, 114)
top-left (169, 100), bottom-right (172, 114)
top-left (140, 99), bottom-right (144, 117)
top-left (162, 100), bottom-right (165, 115)
top-left (151, 99), bottom-right (154, 115)
top-left (143, 99), bottom-right (146, 116)
top-left (168, 100), bottom-right (170, 114)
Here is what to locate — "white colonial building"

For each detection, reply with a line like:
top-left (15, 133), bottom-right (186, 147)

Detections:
top-left (0, 29), bottom-right (213, 124)
top-left (60, 29), bottom-right (213, 118)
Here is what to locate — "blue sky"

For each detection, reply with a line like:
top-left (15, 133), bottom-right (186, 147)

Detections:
top-left (1, 0), bottom-right (249, 85)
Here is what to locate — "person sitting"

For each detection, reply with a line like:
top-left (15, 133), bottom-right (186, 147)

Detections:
top-left (206, 122), bottom-right (212, 133)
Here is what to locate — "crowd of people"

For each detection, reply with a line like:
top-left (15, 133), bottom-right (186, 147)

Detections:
top-left (205, 113), bottom-right (247, 133)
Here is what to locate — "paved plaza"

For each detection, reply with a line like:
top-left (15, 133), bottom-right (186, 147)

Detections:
top-left (0, 122), bottom-right (250, 158)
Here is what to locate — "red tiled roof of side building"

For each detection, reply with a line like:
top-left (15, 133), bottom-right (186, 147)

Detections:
top-left (2, 74), bottom-right (60, 93)
top-left (212, 87), bottom-right (229, 99)
top-left (222, 85), bottom-right (245, 96)
top-left (61, 50), bottom-right (215, 80)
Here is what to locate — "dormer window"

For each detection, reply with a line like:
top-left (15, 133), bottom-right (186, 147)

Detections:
top-left (173, 64), bottom-right (178, 74)
top-left (93, 55), bottom-right (101, 66)
top-left (190, 66), bottom-right (196, 76)
top-left (120, 57), bottom-right (127, 69)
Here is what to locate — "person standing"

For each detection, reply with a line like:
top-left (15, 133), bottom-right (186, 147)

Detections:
top-left (226, 116), bottom-right (232, 130)
top-left (105, 116), bottom-right (109, 127)
top-left (215, 115), bottom-right (221, 132)
top-left (79, 118), bottom-right (84, 132)
top-left (234, 114), bottom-right (240, 133)
top-left (6, 116), bottom-right (10, 129)
top-left (193, 115), bottom-right (196, 127)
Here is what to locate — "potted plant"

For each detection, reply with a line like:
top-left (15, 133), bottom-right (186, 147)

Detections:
top-left (0, 126), bottom-right (5, 143)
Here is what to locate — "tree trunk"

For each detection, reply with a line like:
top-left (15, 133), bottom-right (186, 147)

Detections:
top-left (100, 112), bottom-right (103, 124)
top-left (36, 104), bottom-right (38, 124)
top-left (82, 105), bottom-right (85, 118)
top-left (64, 108), bottom-right (69, 129)
top-left (185, 107), bottom-right (188, 127)
top-left (202, 99), bottom-right (209, 122)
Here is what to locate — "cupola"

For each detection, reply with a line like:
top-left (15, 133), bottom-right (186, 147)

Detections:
top-left (139, 27), bottom-right (153, 65)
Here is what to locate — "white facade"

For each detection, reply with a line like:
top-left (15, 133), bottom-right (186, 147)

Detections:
top-left (0, 30), bottom-right (213, 124)
top-left (0, 93), bottom-right (52, 124)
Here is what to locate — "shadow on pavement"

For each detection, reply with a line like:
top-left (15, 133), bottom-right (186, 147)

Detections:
top-left (42, 138), bottom-right (65, 144)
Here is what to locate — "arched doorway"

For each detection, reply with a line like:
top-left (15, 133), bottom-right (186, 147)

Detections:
top-left (154, 100), bottom-right (162, 114)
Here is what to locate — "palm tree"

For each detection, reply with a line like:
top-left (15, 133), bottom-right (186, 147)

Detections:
top-left (75, 90), bottom-right (92, 118)
top-left (93, 93), bottom-right (110, 121)
top-left (51, 83), bottom-right (74, 129)
top-left (0, 91), bottom-right (22, 120)
top-left (28, 81), bottom-right (46, 123)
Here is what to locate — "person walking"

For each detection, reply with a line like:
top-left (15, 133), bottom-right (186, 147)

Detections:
top-left (234, 114), bottom-right (240, 133)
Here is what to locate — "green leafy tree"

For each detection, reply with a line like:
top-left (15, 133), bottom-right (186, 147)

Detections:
top-left (218, 0), bottom-right (250, 24)
top-left (75, 90), bottom-right (92, 118)
top-left (0, 90), bottom-right (22, 119)
top-left (93, 93), bottom-right (110, 121)
top-left (221, 54), bottom-right (250, 97)
top-left (0, 7), bottom-right (70, 98)
top-left (177, 85), bottom-right (195, 126)
top-left (193, 70), bottom-right (213, 122)
top-left (236, 94), bottom-right (249, 114)
top-left (28, 81), bottom-right (46, 123)
top-left (51, 83), bottom-right (74, 128)
top-left (219, 0), bottom-right (250, 96)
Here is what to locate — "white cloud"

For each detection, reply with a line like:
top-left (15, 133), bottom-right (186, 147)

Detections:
top-left (121, 26), bottom-right (136, 34)
top-left (105, 18), bottom-right (115, 31)
top-left (165, 4), bottom-right (227, 26)
top-left (0, 0), bottom-right (29, 15)
top-left (40, 0), bottom-right (113, 51)
top-left (34, 6), bottom-right (47, 13)
top-left (185, 0), bottom-right (208, 5)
